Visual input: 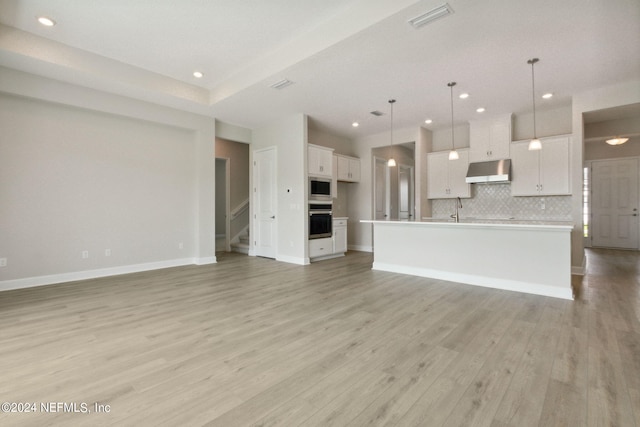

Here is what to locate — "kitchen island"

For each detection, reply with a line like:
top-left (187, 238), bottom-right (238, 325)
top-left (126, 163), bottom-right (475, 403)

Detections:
top-left (361, 219), bottom-right (573, 300)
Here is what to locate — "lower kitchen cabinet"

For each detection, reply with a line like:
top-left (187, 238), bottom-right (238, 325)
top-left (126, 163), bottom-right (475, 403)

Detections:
top-left (333, 218), bottom-right (347, 254)
top-left (309, 218), bottom-right (348, 261)
top-left (309, 237), bottom-right (333, 259)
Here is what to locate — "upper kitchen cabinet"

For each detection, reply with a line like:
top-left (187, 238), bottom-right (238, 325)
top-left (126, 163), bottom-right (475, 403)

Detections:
top-left (335, 154), bottom-right (360, 182)
top-left (510, 135), bottom-right (571, 196)
top-left (469, 114), bottom-right (512, 162)
top-left (308, 144), bottom-right (333, 177)
top-left (427, 149), bottom-right (471, 199)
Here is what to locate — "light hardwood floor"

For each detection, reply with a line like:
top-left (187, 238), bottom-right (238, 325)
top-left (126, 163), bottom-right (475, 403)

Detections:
top-left (0, 249), bottom-right (638, 426)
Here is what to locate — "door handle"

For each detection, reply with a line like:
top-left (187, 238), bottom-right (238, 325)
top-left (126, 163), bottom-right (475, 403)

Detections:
top-left (270, 215), bottom-right (275, 219)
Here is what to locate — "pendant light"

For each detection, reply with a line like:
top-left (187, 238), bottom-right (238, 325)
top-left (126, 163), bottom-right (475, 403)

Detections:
top-left (447, 82), bottom-right (459, 160)
top-left (527, 58), bottom-right (542, 151)
top-left (388, 99), bottom-right (397, 167)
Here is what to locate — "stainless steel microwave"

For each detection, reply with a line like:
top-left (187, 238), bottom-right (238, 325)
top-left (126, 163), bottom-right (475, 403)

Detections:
top-left (309, 177), bottom-right (332, 201)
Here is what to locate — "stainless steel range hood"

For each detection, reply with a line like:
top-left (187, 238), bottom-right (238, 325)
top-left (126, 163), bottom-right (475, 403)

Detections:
top-left (465, 159), bottom-right (511, 183)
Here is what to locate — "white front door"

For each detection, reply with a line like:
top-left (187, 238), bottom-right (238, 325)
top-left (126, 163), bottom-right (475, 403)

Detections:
top-left (374, 157), bottom-right (389, 220)
top-left (591, 158), bottom-right (639, 249)
top-left (253, 148), bottom-right (277, 258)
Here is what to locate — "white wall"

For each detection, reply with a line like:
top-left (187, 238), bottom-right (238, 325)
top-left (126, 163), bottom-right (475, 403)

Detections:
top-left (308, 128), bottom-right (356, 156)
top-left (251, 113), bottom-right (308, 264)
top-left (350, 126), bottom-right (426, 251)
top-left (431, 123), bottom-right (470, 152)
top-left (571, 79), bottom-right (640, 271)
top-left (216, 138), bottom-right (250, 211)
top-left (430, 105), bottom-right (573, 152)
top-left (0, 68), bottom-right (216, 290)
top-left (215, 158), bottom-right (227, 235)
top-left (585, 137), bottom-right (640, 161)
top-left (216, 120), bottom-right (252, 144)
top-left (512, 105), bottom-right (573, 141)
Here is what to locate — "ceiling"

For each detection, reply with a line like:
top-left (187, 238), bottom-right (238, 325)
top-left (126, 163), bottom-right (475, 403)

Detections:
top-left (1, 0), bottom-right (639, 139)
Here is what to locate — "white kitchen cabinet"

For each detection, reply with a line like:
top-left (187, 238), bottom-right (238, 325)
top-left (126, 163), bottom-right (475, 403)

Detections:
top-left (309, 237), bottom-right (333, 258)
top-left (333, 218), bottom-right (348, 254)
top-left (469, 114), bottom-right (512, 162)
top-left (427, 149), bottom-right (471, 199)
top-left (510, 136), bottom-right (571, 196)
top-left (336, 155), bottom-right (360, 182)
top-left (309, 217), bottom-right (347, 260)
top-left (308, 144), bottom-right (333, 177)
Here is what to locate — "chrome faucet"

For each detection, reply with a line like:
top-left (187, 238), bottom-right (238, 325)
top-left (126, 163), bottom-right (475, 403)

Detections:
top-left (450, 197), bottom-right (462, 223)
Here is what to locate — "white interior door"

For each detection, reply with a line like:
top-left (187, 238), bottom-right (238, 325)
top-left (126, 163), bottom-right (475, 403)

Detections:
top-left (591, 158), bottom-right (639, 249)
top-left (398, 164), bottom-right (414, 219)
top-left (253, 148), bottom-right (277, 258)
top-left (374, 157), bottom-right (388, 220)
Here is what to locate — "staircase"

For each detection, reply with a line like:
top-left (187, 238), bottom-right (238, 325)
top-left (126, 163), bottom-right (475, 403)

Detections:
top-left (229, 199), bottom-right (250, 255)
top-left (231, 229), bottom-right (250, 254)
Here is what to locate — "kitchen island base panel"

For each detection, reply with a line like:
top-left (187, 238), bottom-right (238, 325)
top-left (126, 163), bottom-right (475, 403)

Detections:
top-left (372, 262), bottom-right (572, 300)
top-left (366, 220), bottom-right (573, 300)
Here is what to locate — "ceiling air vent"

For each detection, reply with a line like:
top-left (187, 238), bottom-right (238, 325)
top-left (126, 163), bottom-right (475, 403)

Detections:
top-left (408, 3), bottom-right (454, 29)
top-left (270, 78), bottom-right (294, 90)
top-left (370, 110), bottom-right (384, 117)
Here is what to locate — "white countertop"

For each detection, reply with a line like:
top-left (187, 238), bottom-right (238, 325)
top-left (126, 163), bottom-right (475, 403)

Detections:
top-left (361, 218), bottom-right (573, 232)
top-left (333, 217), bottom-right (348, 220)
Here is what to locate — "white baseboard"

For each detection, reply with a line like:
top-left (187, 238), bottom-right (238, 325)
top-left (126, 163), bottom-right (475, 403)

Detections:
top-left (195, 256), bottom-right (217, 265)
top-left (348, 244), bottom-right (373, 252)
top-left (0, 257), bottom-right (207, 292)
top-left (310, 253), bottom-right (344, 262)
top-left (276, 255), bottom-right (310, 265)
top-left (571, 257), bottom-right (586, 276)
top-left (373, 262), bottom-right (573, 300)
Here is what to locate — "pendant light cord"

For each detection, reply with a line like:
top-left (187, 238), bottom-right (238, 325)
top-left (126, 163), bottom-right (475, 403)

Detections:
top-left (390, 100), bottom-right (394, 147)
top-left (448, 82), bottom-right (456, 150)
top-left (529, 58), bottom-right (539, 139)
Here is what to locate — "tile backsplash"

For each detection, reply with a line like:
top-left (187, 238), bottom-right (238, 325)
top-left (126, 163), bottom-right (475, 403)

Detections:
top-left (431, 184), bottom-right (572, 220)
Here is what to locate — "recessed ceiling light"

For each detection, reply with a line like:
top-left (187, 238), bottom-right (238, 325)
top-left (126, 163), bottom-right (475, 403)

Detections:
top-left (193, 71), bottom-right (204, 78)
top-left (37, 16), bottom-right (56, 27)
top-left (352, 122), bottom-right (359, 127)
top-left (459, 93), bottom-right (469, 99)
top-left (542, 93), bottom-right (553, 99)
top-left (476, 107), bottom-right (485, 113)
top-left (425, 119), bottom-right (433, 124)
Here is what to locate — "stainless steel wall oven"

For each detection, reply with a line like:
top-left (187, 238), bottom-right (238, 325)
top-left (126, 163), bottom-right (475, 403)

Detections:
top-left (309, 203), bottom-right (332, 239)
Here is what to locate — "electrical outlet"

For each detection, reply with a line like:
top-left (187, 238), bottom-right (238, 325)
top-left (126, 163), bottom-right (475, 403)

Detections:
top-left (541, 198), bottom-right (546, 210)
top-left (82, 251), bottom-right (89, 259)
top-left (0, 258), bottom-right (7, 267)
top-left (178, 242), bottom-right (184, 250)
top-left (105, 249), bottom-right (111, 256)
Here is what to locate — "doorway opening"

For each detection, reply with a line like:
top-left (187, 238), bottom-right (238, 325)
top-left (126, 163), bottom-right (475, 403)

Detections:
top-left (215, 138), bottom-right (250, 255)
top-left (372, 143), bottom-right (415, 221)
top-left (215, 158), bottom-right (230, 252)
